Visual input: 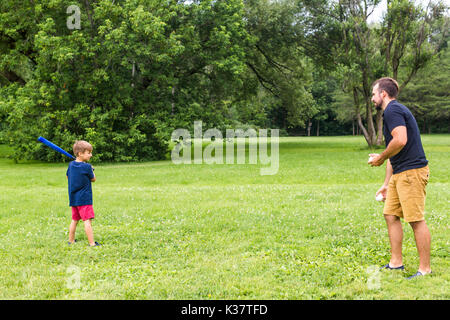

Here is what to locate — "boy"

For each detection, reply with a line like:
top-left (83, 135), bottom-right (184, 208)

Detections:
top-left (66, 140), bottom-right (100, 247)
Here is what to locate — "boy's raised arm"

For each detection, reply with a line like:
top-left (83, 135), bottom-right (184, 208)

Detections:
top-left (89, 164), bottom-right (96, 182)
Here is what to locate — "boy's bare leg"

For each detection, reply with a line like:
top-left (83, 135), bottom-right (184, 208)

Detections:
top-left (69, 220), bottom-right (78, 243)
top-left (384, 215), bottom-right (403, 267)
top-left (410, 220), bottom-right (431, 274)
top-left (84, 219), bottom-right (96, 246)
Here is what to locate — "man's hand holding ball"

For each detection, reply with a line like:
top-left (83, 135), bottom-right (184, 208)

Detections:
top-left (368, 153), bottom-right (385, 167)
top-left (375, 185), bottom-right (387, 202)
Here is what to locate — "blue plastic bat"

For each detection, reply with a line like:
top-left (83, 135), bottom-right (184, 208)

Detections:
top-left (37, 136), bottom-right (75, 160)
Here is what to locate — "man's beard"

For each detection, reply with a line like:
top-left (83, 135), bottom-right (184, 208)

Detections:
top-left (375, 102), bottom-right (382, 111)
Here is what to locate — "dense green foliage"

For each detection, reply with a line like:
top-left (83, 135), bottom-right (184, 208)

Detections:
top-left (399, 46), bottom-right (450, 133)
top-left (1, 0), bottom-right (253, 161)
top-left (0, 0), bottom-right (448, 161)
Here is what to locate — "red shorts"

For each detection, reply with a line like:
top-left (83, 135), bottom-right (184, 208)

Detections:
top-left (71, 205), bottom-right (95, 221)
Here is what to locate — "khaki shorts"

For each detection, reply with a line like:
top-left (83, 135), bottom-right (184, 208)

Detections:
top-left (383, 166), bottom-right (429, 222)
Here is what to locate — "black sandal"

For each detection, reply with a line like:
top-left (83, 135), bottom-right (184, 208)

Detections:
top-left (380, 264), bottom-right (404, 270)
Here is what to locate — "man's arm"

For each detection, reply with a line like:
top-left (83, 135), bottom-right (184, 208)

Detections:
top-left (375, 159), bottom-right (393, 201)
top-left (370, 125), bottom-right (407, 166)
top-left (383, 159), bottom-right (393, 187)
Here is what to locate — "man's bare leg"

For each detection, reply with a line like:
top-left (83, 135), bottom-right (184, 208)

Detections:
top-left (410, 220), bottom-right (431, 274)
top-left (384, 215), bottom-right (403, 267)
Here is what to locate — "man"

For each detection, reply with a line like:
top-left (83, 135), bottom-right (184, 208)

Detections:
top-left (369, 77), bottom-right (431, 279)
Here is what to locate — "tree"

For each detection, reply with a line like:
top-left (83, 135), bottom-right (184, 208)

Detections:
top-left (308, 71), bottom-right (338, 136)
top-left (399, 36), bottom-right (450, 133)
top-left (301, 0), bottom-right (448, 146)
top-left (242, 0), bottom-right (317, 132)
top-left (0, 0), bottom-right (252, 161)
top-left (376, 0), bottom-right (448, 141)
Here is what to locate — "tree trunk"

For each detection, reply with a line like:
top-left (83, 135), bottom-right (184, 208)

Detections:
top-left (354, 87), bottom-right (376, 146)
top-left (131, 62), bottom-right (135, 87)
top-left (375, 110), bottom-right (384, 145)
top-left (316, 120), bottom-right (320, 136)
top-left (356, 111), bottom-right (373, 146)
top-left (364, 97), bottom-right (377, 146)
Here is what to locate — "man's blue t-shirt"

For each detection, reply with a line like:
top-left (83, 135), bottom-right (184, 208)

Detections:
top-left (383, 100), bottom-right (428, 174)
top-left (66, 161), bottom-right (94, 206)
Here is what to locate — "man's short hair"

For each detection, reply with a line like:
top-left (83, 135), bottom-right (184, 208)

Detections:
top-left (73, 140), bottom-right (93, 157)
top-left (372, 77), bottom-right (399, 98)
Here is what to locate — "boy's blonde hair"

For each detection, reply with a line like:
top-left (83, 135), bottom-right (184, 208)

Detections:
top-left (73, 140), bottom-right (93, 157)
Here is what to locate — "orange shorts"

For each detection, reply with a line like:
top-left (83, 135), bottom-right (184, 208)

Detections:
top-left (383, 166), bottom-right (429, 222)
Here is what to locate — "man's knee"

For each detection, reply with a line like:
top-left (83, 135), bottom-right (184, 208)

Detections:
top-left (384, 214), bottom-right (400, 224)
top-left (409, 219), bottom-right (427, 231)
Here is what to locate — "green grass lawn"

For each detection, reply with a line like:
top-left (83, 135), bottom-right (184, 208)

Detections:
top-left (0, 135), bottom-right (448, 299)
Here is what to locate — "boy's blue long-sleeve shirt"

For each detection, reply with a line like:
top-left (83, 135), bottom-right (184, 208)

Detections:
top-left (66, 161), bottom-right (94, 206)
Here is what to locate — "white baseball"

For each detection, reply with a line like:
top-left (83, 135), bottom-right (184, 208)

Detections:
top-left (376, 193), bottom-right (384, 201)
top-left (368, 153), bottom-right (379, 163)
